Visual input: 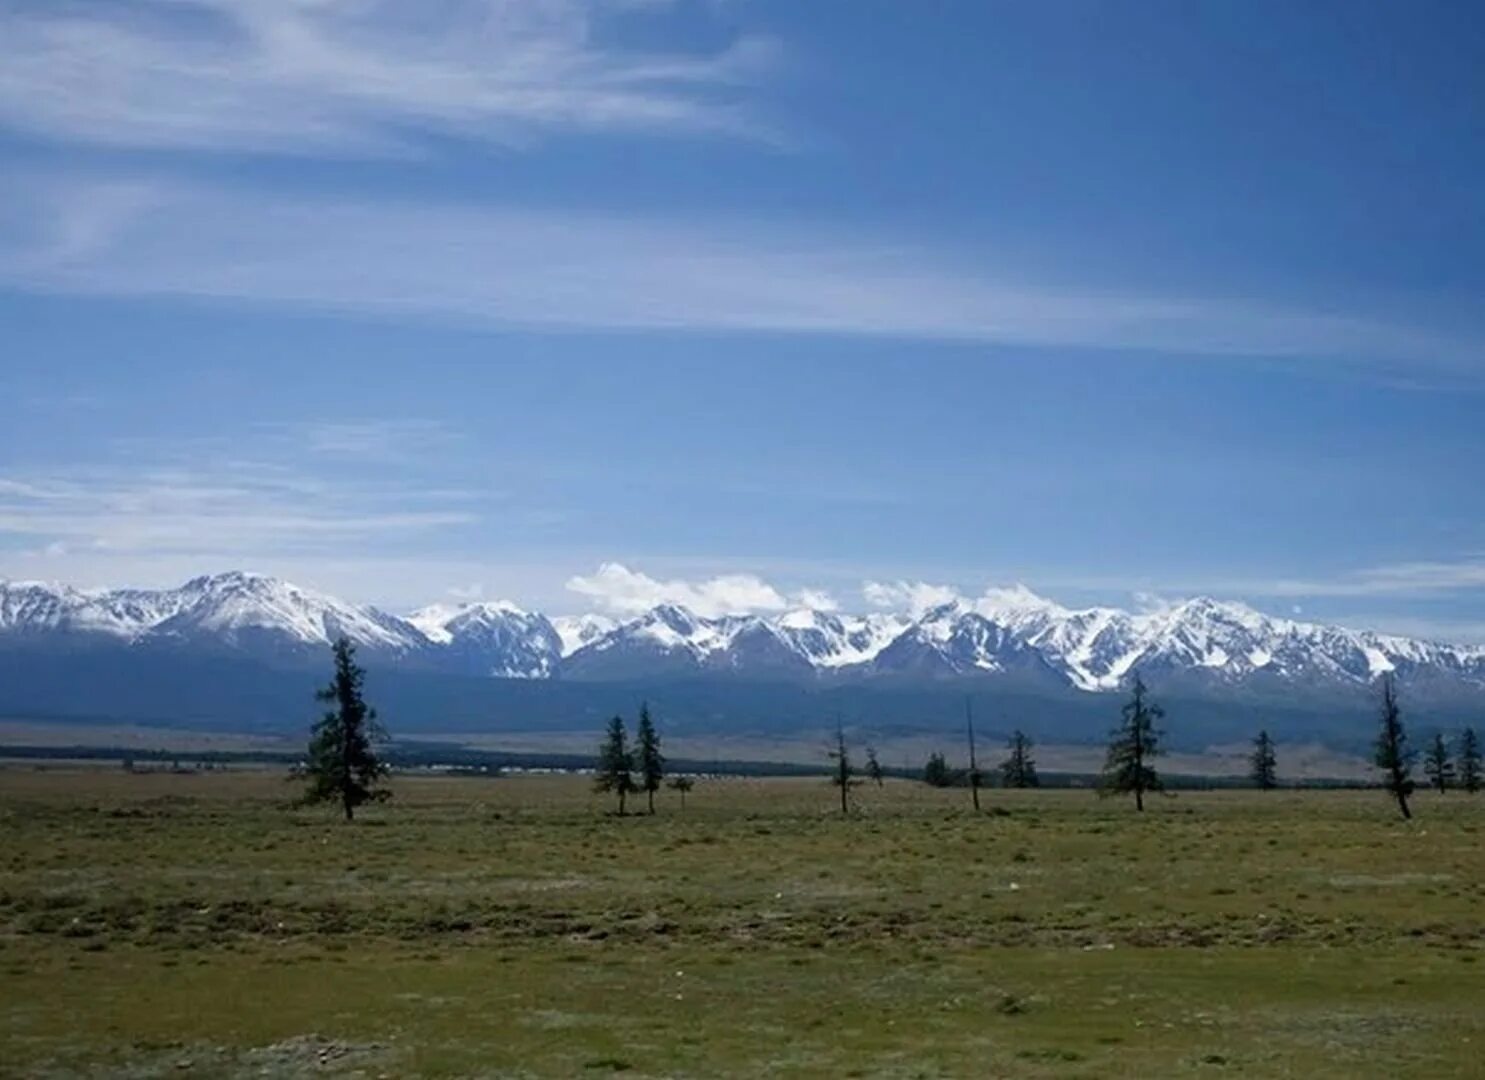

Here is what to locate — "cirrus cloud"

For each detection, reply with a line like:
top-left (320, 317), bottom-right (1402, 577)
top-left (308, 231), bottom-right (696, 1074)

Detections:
top-left (0, 0), bottom-right (777, 156)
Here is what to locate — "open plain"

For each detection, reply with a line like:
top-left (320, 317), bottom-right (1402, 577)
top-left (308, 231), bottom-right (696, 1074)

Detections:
top-left (2, 768), bottom-right (1483, 1078)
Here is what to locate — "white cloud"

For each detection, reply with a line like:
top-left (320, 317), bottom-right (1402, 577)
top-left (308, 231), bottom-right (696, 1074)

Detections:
top-left (1132, 590), bottom-right (1175, 614)
top-left (0, 0), bottom-right (775, 156)
top-left (792, 587), bottom-right (839, 612)
top-left (565, 561), bottom-right (792, 617)
top-left (0, 174), bottom-right (1477, 369)
top-left (862, 579), bottom-right (963, 616)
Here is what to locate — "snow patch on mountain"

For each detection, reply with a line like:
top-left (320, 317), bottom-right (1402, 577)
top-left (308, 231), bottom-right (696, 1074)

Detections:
top-left (551, 613), bottom-right (617, 657)
top-left (774, 608), bottom-right (908, 667)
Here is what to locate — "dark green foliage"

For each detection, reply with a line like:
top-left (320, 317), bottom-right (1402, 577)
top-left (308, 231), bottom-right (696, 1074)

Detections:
top-left (635, 703), bottom-right (665, 814)
top-left (1459, 727), bottom-right (1481, 794)
top-left (1100, 674), bottom-right (1163, 811)
top-left (300, 637), bottom-right (389, 822)
top-left (865, 746), bottom-right (884, 787)
top-left (667, 774), bottom-right (694, 809)
top-left (1423, 733), bottom-right (1455, 794)
top-left (922, 751), bottom-right (953, 788)
top-left (1372, 675), bottom-right (1414, 820)
top-left (829, 722), bottom-right (858, 815)
top-left (999, 730), bottom-right (1039, 788)
top-left (1249, 729), bottom-right (1278, 791)
top-left (594, 715), bottom-right (637, 815)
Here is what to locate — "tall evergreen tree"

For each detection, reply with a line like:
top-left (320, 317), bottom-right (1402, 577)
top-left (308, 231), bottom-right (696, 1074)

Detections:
top-left (1424, 732), bottom-right (1455, 794)
top-left (999, 730), bottom-right (1039, 788)
top-left (829, 721), bottom-right (858, 815)
top-left (1372, 675), bottom-right (1414, 820)
top-left (301, 637), bottom-right (389, 822)
top-left (1100, 673), bottom-right (1163, 811)
top-left (635, 702), bottom-right (665, 814)
top-left (1249, 729), bottom-right (1278, 791)
top-left (965, 698), bottom-right (983, 811)
top-left (865, 745), bottom-right (885, 787)
top-left (922, 752), bottom-right (952, 788)
top-left (1459, 727), bottom-right (1482, 794)
top-left (594, 715), bottom-right (637, 815)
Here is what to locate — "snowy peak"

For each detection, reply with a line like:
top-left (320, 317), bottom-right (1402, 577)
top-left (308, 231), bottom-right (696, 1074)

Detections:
top-left (0, 572), bottom-right (425, 655)
top-left (152, 571), bottom-right (424, 653)
top-left (407, 600), bottom-right (559, 678)
top-left (774, 609), bottom-right (908, 668)
top-left (872, 608), bottom-right (1059, 681)
top-left (3, 573), bottom-right (1484, 695)
top-left (409, 599), bottom-right (529, 644)
top-left (551, 613), bottom-right (616, 657)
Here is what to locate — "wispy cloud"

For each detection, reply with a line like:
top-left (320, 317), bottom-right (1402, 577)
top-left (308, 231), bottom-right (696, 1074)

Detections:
top-left (264, 419), bottom-right (464, 461)
top-left (1251, 558), bottom-right (1485, 598)
top-left (0, 418), bottom-right (495, 590)
top-left (0, 0), bottom-right (775, 155)
top-left (0, 460), bottom-right (476, 559)
top-left (2, 174), bottom-right (1478, 369)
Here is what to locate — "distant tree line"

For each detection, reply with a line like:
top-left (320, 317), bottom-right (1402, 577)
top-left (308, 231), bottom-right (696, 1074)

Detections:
top-left (281, 637), bottom-right (1483, 825)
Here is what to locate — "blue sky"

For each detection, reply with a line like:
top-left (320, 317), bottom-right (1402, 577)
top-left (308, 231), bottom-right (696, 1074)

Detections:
top-left (2, 1), bottom-right (1484, 638)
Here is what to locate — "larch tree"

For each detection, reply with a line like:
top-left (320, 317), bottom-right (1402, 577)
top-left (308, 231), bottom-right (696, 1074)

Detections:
top-left (301, 637), bottom-right (389, 822)
top-left (1459, 727), bottom-right (1482, 794)
top-left (1423, 732), bottom-right (1455, 794)
top-left (922, 752), bottom-right (952, 788)
top-left (636, 702), bottom-right (665, 814)
top-left (865, 745), bottom-right (885, 787)
top-left (1372, 675), bottom-right (1415, 820)
top-left (998, 730), bottom-right (1039, 788)
top-left (594, 715), bottom-right (637, 815)
top-left (1100, 673), bottom-right (1163, 811)
top-left (1249, 729), bottom-right (1278, 791)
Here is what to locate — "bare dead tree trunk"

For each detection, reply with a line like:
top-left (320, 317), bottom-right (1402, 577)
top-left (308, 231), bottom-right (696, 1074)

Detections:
top-left (966, 697), bottom-right (981, 813)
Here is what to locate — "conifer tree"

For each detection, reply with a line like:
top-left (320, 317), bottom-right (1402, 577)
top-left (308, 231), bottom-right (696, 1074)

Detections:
top-left (999, 730), bottom-right (1039, 788)
top-left (1424, 732), bottom-right (1455, 794)
top-left (667, 775), bottom-right (694, 809)
top-left (594, 715), bottom-right (637, 815)
top-left (1459, 727), bottom-right (1482, 794)
top-left (865, 745), bottom-right (885, 787)
top-left (301, 637), bottom-right (389, 822)
top-left (1249, 729), bottom-right (1278, 791)
top-left (1100, 673), bottom-right (1163, 811)
top-left (922, 752), bottom-right (952, 788)
top-left (1372, 675), bottom-right (1414, 820)
top-left (636, 702), bottom-right (665, 814)
top-left (829, 721), bottom-right (858, 815)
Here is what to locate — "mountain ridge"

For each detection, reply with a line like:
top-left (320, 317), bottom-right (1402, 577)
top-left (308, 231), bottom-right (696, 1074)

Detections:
top-left (3, 570), bottom-right (1483, 700)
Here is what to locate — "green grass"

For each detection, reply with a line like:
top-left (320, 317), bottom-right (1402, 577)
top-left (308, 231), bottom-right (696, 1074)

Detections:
top-left (2, 769), bottom-right (1483, 1077)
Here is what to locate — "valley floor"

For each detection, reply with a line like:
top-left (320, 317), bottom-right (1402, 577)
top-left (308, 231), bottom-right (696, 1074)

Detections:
top-left (1, 770), bottom-right (1482, 1077)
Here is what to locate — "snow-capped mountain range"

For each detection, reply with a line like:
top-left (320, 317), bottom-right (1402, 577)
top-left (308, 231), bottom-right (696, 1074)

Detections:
top-left (3, 570), bottom-right (1483, 697)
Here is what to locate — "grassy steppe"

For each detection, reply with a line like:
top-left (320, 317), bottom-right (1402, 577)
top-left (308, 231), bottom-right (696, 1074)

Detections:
top-left (2, 769), bottom-right (1483, 1077)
